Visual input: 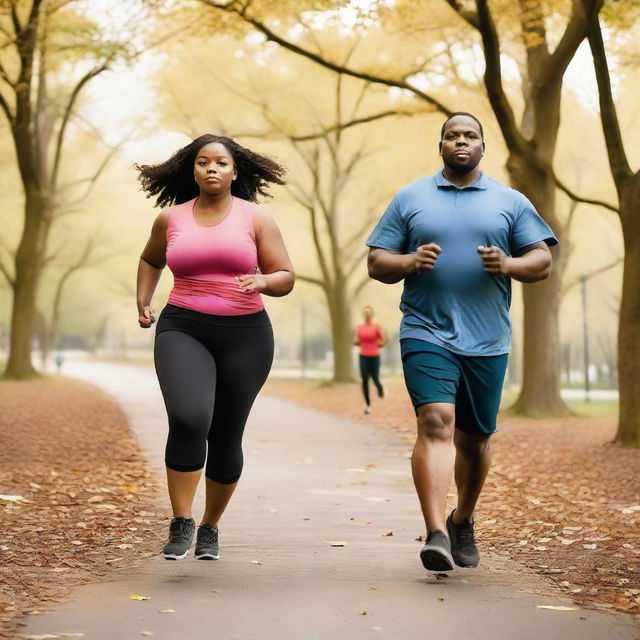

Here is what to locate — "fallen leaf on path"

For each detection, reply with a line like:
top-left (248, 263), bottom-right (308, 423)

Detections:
top-left (140, 632), bottom-right (154, 637)
top-left (0, 494), bottom-right (24, 503)
top-left (415, 535), bottom-right (424, 542)
top-left (381, 531), bottom-right (394, 537)
top-left (250, 560), bottom-right (262, 565)
top-left (359, 610), bottom-right (367, 615)
top-left (536, 605), bottom-right (579, 611)
top-left (324, 541), bottom-right (346, 547)
top-left (129, 594), bottom-right (150, 601)
top-left (438, 596), bottom-right (445, 601)
top-left (159, 609), bottom-right (176, 613)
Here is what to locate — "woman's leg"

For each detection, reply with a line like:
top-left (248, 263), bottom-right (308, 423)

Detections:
top-left (201, 325), bottom-right (274, 526)
top-left (371, 355), bottom-right (384, 397)
top-left (359, 355), bottom-right (371, 407)
top-left (154, 330), bottom-right (216, 518)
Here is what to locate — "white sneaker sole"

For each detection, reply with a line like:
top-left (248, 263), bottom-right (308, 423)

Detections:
top-left (162, 549), bottom-right (189, 560)
top-left (195, 552), bottom-right (220, 560)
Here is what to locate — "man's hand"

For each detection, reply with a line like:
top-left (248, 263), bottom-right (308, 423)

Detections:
top-left (414, 243), bottom-right (443, 271)
top-left (477, 245), bottom-right (511, 276)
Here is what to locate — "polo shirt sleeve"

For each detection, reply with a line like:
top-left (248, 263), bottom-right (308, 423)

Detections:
top-left (510, 194), bottom-right (559, 256)
top-left (366, 195), bottom-right (407, 252)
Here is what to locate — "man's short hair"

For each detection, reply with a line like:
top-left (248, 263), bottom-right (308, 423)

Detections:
top-left (440, 112), bottom-right (484, 140)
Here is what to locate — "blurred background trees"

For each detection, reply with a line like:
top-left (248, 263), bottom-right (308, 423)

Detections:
top-left (1, 0), bottom-right (636, 443)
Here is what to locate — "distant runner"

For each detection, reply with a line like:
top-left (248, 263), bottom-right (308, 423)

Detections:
top-left (354, 306), bottom-right (386, 414)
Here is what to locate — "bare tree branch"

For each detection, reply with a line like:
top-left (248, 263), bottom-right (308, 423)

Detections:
top-left (444, 0), bottom-right (480, 28)
top-left (554, 174), bottom-right (619, 213)
top-left (562, 257), bottom-right (624, 296)
top-left (290, 109), bottom-right (428, 142)
top-left (199, 0), bottom-right (452, 116)
top-left (474, 0), bottom-right (527, 154)
top-left (582, 0), bottom-right (632, 184)
top-left (51, 62), bottom-right (109, 189)
top-left (295, 273), bottom-right (327, 290)
top-left (344, 244), bottom-right (369, 281)
top-left (352, 272), bottom-right (372, 299)
top-left (542, 0), bottom-right (597, 88)
top-left (55, 132), bottom-right (131, 210)
top-left (0, 251), bottom-right (14, 286)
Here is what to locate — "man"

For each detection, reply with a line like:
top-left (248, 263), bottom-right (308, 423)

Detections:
top-left (366, 112), bottom-right (558, 572)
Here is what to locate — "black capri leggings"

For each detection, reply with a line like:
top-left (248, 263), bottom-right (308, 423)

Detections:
top-left (154, 304), bottom-right (274, 484)
top-left (359, 355), bottom-right (383, 406)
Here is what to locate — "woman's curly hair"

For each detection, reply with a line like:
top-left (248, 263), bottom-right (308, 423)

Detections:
top-left (134, 134), bottom-right (287, 208)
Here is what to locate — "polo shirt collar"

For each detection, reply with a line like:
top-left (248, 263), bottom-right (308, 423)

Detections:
top-left (435, 170), bottom-right (488, 190)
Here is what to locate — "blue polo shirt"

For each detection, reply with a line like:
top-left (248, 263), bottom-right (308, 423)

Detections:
top-left (366, 171), bottom-right (558, 356)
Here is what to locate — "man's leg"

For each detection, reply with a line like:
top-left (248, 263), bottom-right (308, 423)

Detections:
top-left (453, 429), bottom-right (491, 523)
top-left (411, 402), bottom-right (455, 533)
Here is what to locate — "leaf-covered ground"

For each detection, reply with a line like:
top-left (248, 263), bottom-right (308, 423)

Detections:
top-left (0, 378), bottom-right (165, 640)
top-left (264, 378), bottom-right (640, 618)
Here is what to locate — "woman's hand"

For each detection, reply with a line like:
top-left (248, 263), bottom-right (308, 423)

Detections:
top-left (235, 272), bottom-right (267, 293)
top-left (138, 305), bottom-right (156, 328)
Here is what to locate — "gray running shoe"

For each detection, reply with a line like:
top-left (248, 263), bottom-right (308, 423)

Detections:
top-left (195, 524), bottom-right (220, 560)
top-left (420, 530), bottom-right (454, 571)
top-left (161, 516), bottom-right (195, 560)
top-left (446, 509), bottom-right (479, 567)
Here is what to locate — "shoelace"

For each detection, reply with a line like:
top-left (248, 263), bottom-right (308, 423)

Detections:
top-left (455, 521), bottom-right (475, 545)
top-left (198, 526), bottom-right (218, 545)
top-left (169, 519), bottom-right (192, 542)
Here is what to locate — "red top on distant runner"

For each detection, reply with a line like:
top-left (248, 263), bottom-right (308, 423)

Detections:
top-left (357, 323), bottom-right (383, 357)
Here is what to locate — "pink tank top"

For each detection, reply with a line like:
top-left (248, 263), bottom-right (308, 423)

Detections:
top-left (165, 197), bottom-right (264, 316)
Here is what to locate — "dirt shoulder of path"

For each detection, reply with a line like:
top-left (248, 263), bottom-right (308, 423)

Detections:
top-left (264, 378), bottom-right (640, 619)
top-left (0, 377), bottom-right (165, 640)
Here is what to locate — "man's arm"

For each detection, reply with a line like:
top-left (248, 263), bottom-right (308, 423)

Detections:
top-left (477, 241), bottom-right (552, 283)
top-left (368, 243), bottom-right (443, 284)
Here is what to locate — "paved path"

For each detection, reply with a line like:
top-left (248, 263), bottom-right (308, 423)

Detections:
top-left (24, 361), bottom-right (639, 640)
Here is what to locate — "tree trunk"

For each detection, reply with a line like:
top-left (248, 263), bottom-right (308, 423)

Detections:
top-left (507, 155), bottom-right (571, 415)
top-left (4, 191), bottom-right (52, 379)
top-left (326, 281), bottom-right (355, 383)
top-left (615, 185), bottom-right (640, 446)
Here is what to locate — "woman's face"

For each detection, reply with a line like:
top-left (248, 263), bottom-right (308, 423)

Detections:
top-left (194, 142), bottom-right (237, 196)
top-left (363, 307), bottom-right (373, 321)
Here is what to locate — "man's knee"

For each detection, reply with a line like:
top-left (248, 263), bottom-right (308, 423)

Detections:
top-left (454, 430), bottom-right (491, 456)
top-left (416, 403), bottom-right (455, 441)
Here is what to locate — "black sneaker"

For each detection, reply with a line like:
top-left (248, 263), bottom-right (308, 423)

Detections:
top-left (161, 516), bottom-right (195, 560)
top-left (195, 524), bottom-right (220, 560)
top-left (446, 509), bottom-right (479, 567)
top-left (419, 530), bottom-right (454, 571)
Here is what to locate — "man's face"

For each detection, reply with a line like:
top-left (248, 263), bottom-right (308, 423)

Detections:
top-left (439, 116), bottom-right (484, 175)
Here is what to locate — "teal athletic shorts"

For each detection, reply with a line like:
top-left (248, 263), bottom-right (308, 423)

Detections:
top-left (400, 339), bottom-right (508, 436)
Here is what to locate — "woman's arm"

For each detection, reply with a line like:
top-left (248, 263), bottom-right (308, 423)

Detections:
top-left (236, 208), bottom-right (295, 296)
top-left (137, 212), bottom-right (169, 328)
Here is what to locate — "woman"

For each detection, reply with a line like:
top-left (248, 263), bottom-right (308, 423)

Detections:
top-left (354, 306), bottom-right (386, 414)
top-left (135, 134), bottom-right (294, 561)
